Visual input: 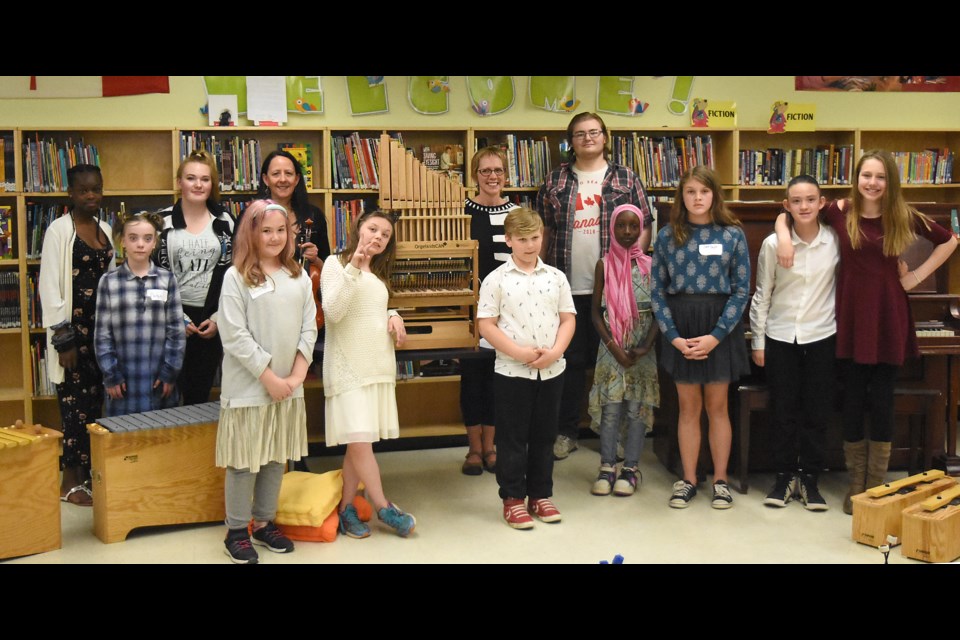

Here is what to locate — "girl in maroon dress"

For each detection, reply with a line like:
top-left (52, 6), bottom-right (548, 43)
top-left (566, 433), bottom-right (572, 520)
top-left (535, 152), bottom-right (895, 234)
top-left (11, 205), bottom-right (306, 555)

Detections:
top-left (776, 150), bottom-right (957, 514)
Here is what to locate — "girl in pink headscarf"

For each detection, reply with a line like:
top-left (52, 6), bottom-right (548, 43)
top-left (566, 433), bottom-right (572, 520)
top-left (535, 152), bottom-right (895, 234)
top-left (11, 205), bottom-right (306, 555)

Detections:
top-left (587, 204), bottom-right (660, 497)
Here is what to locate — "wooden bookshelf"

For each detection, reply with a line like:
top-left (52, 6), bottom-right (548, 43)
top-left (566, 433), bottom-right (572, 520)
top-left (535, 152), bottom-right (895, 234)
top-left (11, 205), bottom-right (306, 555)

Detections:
top-left (3, 124), bottom-right (959, 437)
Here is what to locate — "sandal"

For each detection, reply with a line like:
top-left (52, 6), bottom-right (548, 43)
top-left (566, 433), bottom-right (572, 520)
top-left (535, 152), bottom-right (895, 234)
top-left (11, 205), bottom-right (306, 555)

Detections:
top-left (482, 450), bottom-right (497, 473)
top-left (461, 450), bottom-right (483, 476)
top-left (61, 484), bottom-right (93, 507)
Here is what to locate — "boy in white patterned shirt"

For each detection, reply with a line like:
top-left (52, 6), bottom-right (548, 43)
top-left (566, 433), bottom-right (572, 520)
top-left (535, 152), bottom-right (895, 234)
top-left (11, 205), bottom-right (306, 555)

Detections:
top-left (477, 208), bottom-right (576, 529)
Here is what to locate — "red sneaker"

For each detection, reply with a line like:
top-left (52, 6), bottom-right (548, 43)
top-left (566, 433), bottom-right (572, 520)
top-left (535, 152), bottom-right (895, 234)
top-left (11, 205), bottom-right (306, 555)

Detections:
top-left (503, 498), bottom-right (534, 529)
top-left (528, 497), bottom-right (562, 523)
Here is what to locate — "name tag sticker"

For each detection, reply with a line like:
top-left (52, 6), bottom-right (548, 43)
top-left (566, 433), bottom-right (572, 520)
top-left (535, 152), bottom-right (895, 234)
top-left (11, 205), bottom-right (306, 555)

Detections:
top-left (250, 280), bottom-right (275, 299)
top-left (699, 243), bottom-right (723, 256)
top-left (146, 289), bottom-right (168, 302)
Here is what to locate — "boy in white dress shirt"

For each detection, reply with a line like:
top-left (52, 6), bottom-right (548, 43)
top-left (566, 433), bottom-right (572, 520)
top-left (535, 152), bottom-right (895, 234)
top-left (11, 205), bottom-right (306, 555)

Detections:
top-left (477, 208), bottom-right (576, 529)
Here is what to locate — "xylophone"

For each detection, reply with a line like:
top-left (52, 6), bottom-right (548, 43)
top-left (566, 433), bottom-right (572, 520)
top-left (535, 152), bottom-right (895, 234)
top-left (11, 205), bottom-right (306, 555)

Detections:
top-left (87, 402), bottom-right (225, 543)
top-left (0, 422), bottom-right (62, 559)
top-left (901, 482), bottom-right (960, 563)
top-left (378, 133), bottom-right (479, 350)
top-left (851, 469), bottom-right (956, 548)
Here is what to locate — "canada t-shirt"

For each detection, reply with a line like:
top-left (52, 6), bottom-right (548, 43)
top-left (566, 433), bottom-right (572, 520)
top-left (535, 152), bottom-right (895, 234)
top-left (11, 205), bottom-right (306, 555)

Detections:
top-left (569, 165), bottom-right (606, 294)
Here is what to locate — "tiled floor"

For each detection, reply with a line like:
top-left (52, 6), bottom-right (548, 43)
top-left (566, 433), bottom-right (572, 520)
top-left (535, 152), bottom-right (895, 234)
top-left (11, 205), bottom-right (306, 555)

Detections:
top-left (7, 436), bottom-right (945, 565)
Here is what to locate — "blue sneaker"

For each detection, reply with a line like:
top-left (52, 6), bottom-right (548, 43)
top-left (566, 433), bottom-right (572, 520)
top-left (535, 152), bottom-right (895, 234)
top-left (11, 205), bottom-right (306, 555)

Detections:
top-left (378, 502), bottom-right (416, 537)
top-left (251, 521), bottom-right (295, 553)
top-left (338, 504), bottom-right (371, 539)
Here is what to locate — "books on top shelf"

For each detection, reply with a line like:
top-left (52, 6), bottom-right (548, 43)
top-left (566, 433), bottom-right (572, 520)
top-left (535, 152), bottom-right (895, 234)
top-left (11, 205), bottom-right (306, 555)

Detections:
top-left (892, 149), bottom-right (954, 185)
top-left (180, 131), bottom-right (263, 192)
top-left (22, 135), bottom-right (100, 193)
top-left (331, 133), bottom-right (380, 190)
top-left (475, 136), bottom-right (550, 189)
top-left (0, 270), bottom-right (21, 328)
top-left (738, 144), bottom-right (853, 187)
top-left (614, 134), bottom-right (714, 189)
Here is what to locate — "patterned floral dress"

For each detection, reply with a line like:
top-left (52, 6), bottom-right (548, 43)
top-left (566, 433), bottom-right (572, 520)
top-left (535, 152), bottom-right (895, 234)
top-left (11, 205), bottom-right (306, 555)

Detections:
top-left (588, 263), bottom-right (660, 434)
top-left (57, 233), bottom-right (113, 470)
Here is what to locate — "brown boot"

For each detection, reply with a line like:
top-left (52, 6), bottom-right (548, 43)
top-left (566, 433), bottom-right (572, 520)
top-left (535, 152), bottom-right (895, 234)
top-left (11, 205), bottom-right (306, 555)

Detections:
top-left (842, 440), bottom-right (867, 515)
top-left (865, 440), bottom-right (892, 491)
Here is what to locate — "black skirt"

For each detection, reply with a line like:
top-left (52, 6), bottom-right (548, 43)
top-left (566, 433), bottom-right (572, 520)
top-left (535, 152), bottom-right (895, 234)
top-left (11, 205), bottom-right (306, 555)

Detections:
top-left (659, 294), bottom-right (750, 384)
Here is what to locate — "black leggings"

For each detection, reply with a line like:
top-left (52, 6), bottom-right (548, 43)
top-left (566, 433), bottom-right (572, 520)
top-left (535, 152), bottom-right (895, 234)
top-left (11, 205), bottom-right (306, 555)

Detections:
top-left (840, 360), bottom-right (898, 443)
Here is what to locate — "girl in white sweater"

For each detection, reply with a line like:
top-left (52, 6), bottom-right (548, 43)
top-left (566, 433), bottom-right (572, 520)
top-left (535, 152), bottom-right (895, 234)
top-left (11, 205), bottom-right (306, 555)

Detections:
top-left (321, 211), bottom-right (416, 538)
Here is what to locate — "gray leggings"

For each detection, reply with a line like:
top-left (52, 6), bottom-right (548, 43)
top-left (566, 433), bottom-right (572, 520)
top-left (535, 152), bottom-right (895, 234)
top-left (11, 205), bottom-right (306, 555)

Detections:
top-left (224, 462), bottom-right (285, 530)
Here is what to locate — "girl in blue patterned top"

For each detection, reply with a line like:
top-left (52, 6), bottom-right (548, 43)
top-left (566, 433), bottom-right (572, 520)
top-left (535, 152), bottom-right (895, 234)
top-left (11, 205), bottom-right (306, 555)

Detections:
top-left (651, 167), bottom-right (751, 510)
top-left (95, 211), bottom-right (185, 417)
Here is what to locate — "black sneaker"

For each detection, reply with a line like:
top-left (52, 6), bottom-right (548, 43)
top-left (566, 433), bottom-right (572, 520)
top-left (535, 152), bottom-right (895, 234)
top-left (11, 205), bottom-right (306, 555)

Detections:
top-left (669, 480), bottom-right (697, 508)
top-left (224, 528), bottom-right (259, 564)
top-left (797, 471), bottom-right (829, 511)
top-left (711, 479), bottom-right (734, 510)
top-left (251, 521), bottom-right (295, 553)
top-left (763, 472), bottom-right (798, 508)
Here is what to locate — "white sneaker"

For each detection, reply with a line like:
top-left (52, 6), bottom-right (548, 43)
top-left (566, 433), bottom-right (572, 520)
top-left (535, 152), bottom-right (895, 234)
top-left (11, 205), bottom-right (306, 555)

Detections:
top-left (553, 435), bottom-right (578, 460)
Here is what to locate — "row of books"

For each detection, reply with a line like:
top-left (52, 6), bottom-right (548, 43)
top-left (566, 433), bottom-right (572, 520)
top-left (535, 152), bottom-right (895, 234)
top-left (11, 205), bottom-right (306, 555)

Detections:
top-left (330, 133), bottom-right (380, 190)
top-left (0, 205), bottom-right (12, 258)
top-left (504, 136), bottom-right (552, 188)
top-left (332, 198), bottom-right (370, 252)
top-left (0, 271), bottom-right (20, 328)
top-left (179, 132), bottom-right (263, 192)
top-left (892, 149), bottom-right (954, 184)
top-left (24, 203), bottom-right (131, 259)
top-left (26, 271), bottom-right (40, 328)
top-left (614, 134), bottom-right (715, 189)
top-left (22, 136), bottom-right (100, 193)
top-left (738, 145), bottom-right (855, 186)
top-left (1, 134), bottom-right (15, 191)
top-left (396, 360), bottom-right (416, 380)
top-left (31, 339), bottom-right (55, 396)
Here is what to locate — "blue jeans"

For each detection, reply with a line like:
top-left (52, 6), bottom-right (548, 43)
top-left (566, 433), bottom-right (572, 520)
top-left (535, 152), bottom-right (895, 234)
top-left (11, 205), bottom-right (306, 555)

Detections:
top-left (599, 400), bottom-right (645, 468)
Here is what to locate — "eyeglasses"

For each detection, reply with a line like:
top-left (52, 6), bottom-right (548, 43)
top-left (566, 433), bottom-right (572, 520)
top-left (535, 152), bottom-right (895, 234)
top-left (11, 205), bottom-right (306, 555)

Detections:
top-left (571, 129), bottom-right (604, 141)
top-left (478, 168), bottom-right (505, 176)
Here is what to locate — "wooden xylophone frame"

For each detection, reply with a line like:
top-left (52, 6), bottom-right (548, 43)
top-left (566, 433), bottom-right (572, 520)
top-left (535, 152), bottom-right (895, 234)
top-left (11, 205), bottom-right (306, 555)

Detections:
top-left (379, 133), bottom-right (479, 350)
top-left (87, 402), bottom-right (225, 543)
top-left (0, 425), bottom-right (62, 559)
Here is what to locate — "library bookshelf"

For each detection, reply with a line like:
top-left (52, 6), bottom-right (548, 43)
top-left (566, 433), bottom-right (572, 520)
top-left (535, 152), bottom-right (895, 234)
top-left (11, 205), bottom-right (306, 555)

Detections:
top-left (2, 125), bottom-right (959, 438)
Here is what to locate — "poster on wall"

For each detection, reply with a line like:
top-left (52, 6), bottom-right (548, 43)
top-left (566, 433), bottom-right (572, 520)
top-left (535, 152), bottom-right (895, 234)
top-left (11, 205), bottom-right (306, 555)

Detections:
top-left (796, 76), bottom-right (960, 92)
top-left (409, 76), bottom-right (450, 114)
top-left (529, 76), bottom-right (579, 113)
top-left (596, 76), bottom-right (648, 116)
top-left (466, 76), bottom-right (514, 116)
top-left (0, 76), bottom-right (169, 98)
top-left (346, 76), bottom-right (389, 115)
top-left (202, 76), bottom-right (322, 114)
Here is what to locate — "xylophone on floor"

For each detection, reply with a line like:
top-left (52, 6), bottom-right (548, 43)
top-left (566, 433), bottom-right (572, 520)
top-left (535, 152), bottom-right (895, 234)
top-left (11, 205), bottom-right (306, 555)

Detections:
top-left (0, 422), bottom-right (62, 559)
top-left (87, 402), bottom-right (225, 543)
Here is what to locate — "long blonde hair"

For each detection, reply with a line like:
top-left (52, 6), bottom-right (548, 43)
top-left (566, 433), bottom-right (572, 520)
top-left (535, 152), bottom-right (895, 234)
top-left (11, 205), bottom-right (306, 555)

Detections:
top-left (848, 149), bottom-right (930, 256)
top-left (669, 166), bottom-right (740, 245)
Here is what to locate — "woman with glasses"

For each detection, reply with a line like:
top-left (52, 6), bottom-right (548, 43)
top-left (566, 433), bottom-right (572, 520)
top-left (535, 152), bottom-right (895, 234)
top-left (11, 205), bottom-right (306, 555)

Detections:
top-left (459, 146), bottom-right (519, 475)
top-left (156, 150), bottom-right (235, 405)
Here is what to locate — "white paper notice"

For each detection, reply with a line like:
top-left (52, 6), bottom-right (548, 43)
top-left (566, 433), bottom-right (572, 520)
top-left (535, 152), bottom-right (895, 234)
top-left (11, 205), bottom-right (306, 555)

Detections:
top-left (246, 76), bottom-right (287, 124)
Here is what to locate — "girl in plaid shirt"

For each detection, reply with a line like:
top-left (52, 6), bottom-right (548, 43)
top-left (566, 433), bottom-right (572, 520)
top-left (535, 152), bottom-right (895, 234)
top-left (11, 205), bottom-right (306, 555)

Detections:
top-left (94, 211), bottom-right (185, 416)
